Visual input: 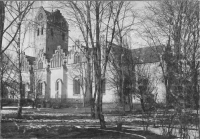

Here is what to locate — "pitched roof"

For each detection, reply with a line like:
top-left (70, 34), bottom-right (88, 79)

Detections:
top-left (110, 44), bottom-right (164, 64)
top-left (131, 46), bottom-right (164, 64)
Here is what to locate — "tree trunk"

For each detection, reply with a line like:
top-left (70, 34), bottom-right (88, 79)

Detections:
top-left (90, 98), bottom-right (95, 118)
top-left (17, 56), bottom-right (23, 118)
top-left (0, 1), bottom-right (4, 52)
top-left (95, 1), bottom-right (106, 129)
top-left (0, 2), bottom-right (5, 138)
top-left (83, 94), bottom-right (85, 107)
top-left (17, 20), bottom-right (23, 119)
top-left (140, 98), bottom-right (145, 112)
top-left (197, 69), bottom-right (200, 139)
top-left (87, 58), bottom-right (95, 118)
top-left (122, 76), bottom-right (125, 115)
top-left (0, 75), bottom-right (4, 109)
top-left (97, 78), bottom-right (106, 129)
top-left (87, 57), bottom-right (95, 118)
top-left (129, 93), bottom-right (133, 111)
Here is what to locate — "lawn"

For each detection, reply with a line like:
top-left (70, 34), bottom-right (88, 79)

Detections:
top-left (2, 125), bottom-right (146, 139)
top-left (2, 123), bottom-right (172, 139)
top-left (1, 107), bottom-right (176, 139)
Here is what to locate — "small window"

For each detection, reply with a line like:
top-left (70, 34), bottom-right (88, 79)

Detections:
top-left (41, 27), bottom-right (43, 35)
top-left (62, 33), bottom-right (65, 40)
top-left (37, 28), bottom-right (40, 36)
top-left (51, 28), bottom-right (54, 36)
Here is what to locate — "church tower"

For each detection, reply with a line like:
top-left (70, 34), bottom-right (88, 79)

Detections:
top-left (34, 7), bottom-right (68, 59)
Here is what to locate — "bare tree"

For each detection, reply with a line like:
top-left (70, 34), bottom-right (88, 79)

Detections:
top-left (139, 0), bottom-right (200, 138)
top-left (2, 1), bottom-right (34, 118)
top-left (0, 2), bottom-right (5, 137)
top-left (108, 2), bottom-right (136, 114)
top-left (108, 41), bottom-right (135, 114)
top-left (0, 53), bottom-right (17, 108)
top-left (60, 1), bottom-right (128, 128)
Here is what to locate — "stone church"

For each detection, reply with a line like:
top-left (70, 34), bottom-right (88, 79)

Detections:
top-left (20, 6), bottom-right (119, 106)
top-left (11, 5), bottom-right (165, 107)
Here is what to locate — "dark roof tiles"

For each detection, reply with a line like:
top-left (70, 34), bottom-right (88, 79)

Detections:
top-left (131, 46), bottom-right (163, 64)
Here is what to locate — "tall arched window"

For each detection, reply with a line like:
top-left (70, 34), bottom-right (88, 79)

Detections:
top-left (55, 81), bottom-right (59, 98)
top-left (38, 82), bottom-right (43, 95)
top-left (41, 27), bottom-right (44, 35)
top-left (55, 79), bottom-right (62, 98)
top-left (73, 78), bottom-right (80, 95)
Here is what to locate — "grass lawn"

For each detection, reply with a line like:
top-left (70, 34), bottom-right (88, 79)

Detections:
top-left (1, 107), bottom-right (174, 139)
top-left (2, 124), bottom-right (172, 139)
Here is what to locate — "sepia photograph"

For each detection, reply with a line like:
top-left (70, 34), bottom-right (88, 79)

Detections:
top-left (0, 0), bottom-right (199, 138)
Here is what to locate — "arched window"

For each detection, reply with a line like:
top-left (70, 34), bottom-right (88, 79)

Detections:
top-left (55, 79), bottom-right (62, 98)
top-left (73, 78), bottom-right (80, 95)
top-left (55, 81), bottom-right (59, 98)
top-left (74, 53), bottom-right (80, 64)
top-left (37, 28), bottom-right (40, 36)
top-left (41, 27), bottom-right (44, 35)
top-left (38, 82), bottom-right (43, 95)
top-left (38, 60), bottom-right (43, 69)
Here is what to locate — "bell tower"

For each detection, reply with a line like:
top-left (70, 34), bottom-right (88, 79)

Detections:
top-left (34, 7), bottom-right (68, 59)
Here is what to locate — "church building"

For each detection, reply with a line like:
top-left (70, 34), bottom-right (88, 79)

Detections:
top-left (16, 6), bottom-right (166, 108)
top-left (20, 6), bottom-right (119, 107)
